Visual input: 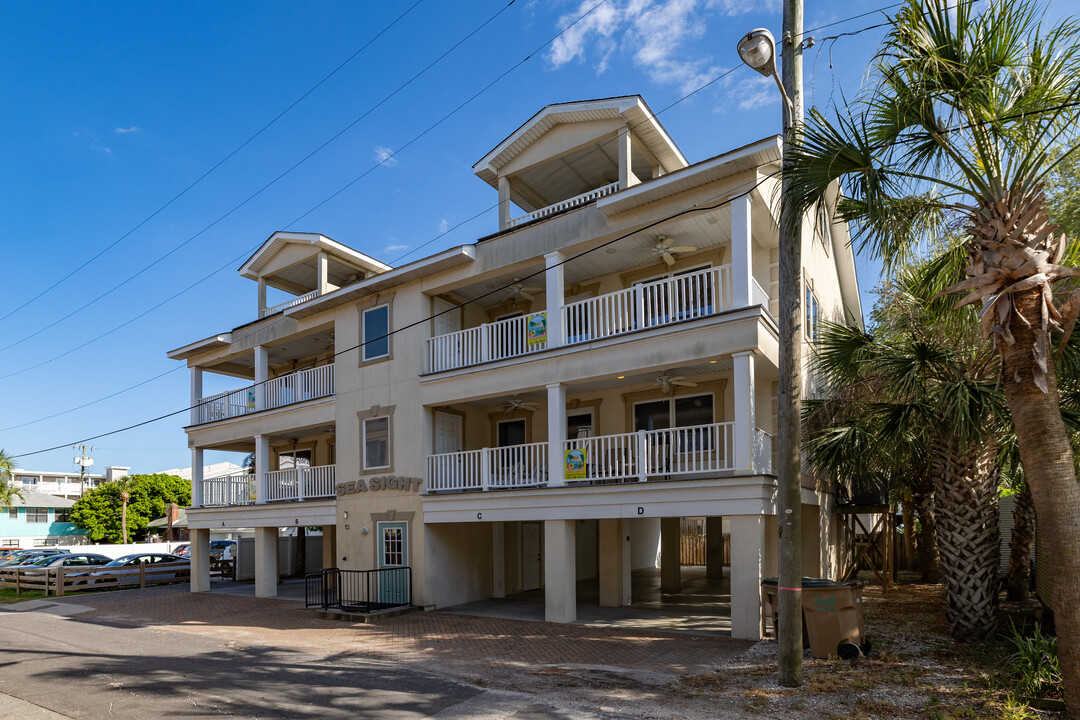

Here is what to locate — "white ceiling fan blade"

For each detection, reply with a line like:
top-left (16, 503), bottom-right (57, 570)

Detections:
top-left (668, 245), bottom-right (697, 253)
top-left (522, 402), bottom-right (541, 412)
top-left (658, 236), bottom-right (674, 248)
top-left (662, 252), bottom-right (676, 266)
top-left (518, 291), bottom-right (535, 301)
top-left (522, 286), bottom-right (543, 294)
top-left (671, 379), bottom-right (698, 387)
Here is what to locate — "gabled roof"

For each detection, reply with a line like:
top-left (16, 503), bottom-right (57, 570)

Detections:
top-left (238, 231), bottom-right (392, 281)
top-left (6, 490), bottom-right (76, 509)
top-left (472, 96), bottom-right (688, 188)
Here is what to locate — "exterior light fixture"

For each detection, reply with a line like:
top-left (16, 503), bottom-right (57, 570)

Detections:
top-left (737, 28), bottom-right (792, 114)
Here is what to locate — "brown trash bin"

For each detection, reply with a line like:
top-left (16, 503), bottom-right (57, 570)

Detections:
top-left (762, 578), bottom-right (867, 659)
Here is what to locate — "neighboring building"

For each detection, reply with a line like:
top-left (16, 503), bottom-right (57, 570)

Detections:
top-left (11, 465), bottom-right (129, 500)
top-left (159, 461), bottom-right (245, 483)
top-left (0, 490), bottom-right (88, 548)
top-left (169, 96), bottom-right (861, 639)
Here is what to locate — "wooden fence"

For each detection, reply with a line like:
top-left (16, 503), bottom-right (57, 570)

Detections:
top-left (0, 562), bottom-right (190, 597)
top-left (679, 532), bottom-right (730, 567)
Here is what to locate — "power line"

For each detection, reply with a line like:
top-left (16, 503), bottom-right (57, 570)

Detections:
top-left (0, 0), bottom-right (426, 329)
top-left (0, 0), bottom-right (521, 357)
top-left (0, 0), bottom-right (609, 377)
top-left (11, 169), bottom-right (779, 459)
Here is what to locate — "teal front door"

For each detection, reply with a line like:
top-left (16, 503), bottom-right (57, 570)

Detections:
top-left (377, 521), bottom-right (409, 605)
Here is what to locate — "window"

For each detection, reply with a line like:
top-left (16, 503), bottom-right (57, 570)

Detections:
top-left (8, 508), bottom-right (17, 519)
top-left (816, 203), bottom-right (832, 256)
top-left (633, 394), bottom-right (714, 431)
top-left (362, 305), bottom-right (390, 361)
top-left (2, 540), bottom-right (18, 548)
top-left (497, 419), bottom-right (526, 447)
top-left (364, 416), bottom-right (390, 470)
top-left (26, 508), bottom-right (48, 523)
top-left (18, 476), bottom-right (37, 486)
top-left (55, 508), bottom-right (71, 523)
top-left (805, 283), bottom-right (820, 342)
top-left (567, 411), bottom-right (594, 440)
top-left (277, 449), bottom-right (312, 470)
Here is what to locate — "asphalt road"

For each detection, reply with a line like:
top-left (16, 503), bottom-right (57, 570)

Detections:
top-left (0, 604), bottom-right (577, 719)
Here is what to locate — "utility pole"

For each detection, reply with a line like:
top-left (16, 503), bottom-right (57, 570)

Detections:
top-left (73, 445), bottom-right (95, 497)
top-left (777, 0), bottom-right (805, 688)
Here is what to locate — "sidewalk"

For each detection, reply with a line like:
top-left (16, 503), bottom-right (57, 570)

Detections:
top-left (40, 585), bottom-right (752, 678)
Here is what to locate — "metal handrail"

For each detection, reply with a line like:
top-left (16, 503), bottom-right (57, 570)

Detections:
top-left (305, 567), bottom-right (412, 613)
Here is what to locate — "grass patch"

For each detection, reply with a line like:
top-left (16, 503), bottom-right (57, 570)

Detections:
top-left (0, 587), bottom-right (48, 604)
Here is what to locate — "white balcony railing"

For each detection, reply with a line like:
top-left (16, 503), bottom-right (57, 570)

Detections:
top-left (200, 473), bottom-right (256, 507)
top-left (426, 423), bottom-right (744, 493)
top-left (264, 364), bottom-right (335, 411)
top-left (427, 441), bottom-right (547, 492)
top-left (195, 364), bottom-right (335, 424)
top-left (507, 181), bottom-right (620, 229)
top-left (428, 314), bottom-right (547, 373)
top-left (264, 464), bottom-right (336, 502)
top-left (260, 290), bottom-right (320, 318)
top-left (427, 266), bottom-right (752, 373)
top-left (564, 265), bottom-right (732, 344)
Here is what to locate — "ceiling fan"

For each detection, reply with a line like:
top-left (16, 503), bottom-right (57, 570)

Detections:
top-left (643, 235), bottom-right (697, 266)
top-left (504, 277), bottom-right (543, 302)
top-left (656, 373), bottom-right (698, 393)
top-left (504, 396), bottom-right (541, 413)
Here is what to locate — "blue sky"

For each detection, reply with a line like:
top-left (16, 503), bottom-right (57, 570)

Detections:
top-left (0, 0), bottom-right (975, 474)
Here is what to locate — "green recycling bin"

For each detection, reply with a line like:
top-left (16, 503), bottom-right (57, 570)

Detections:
top-left (762, 578), bottom-right (869, 659)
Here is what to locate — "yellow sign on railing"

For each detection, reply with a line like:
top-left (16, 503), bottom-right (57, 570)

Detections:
top-left (527, 313), bottom-right (547, 346)
top-left (564, 448), bottom-right (587, 480)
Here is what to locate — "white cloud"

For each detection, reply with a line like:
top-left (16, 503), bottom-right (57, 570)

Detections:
top-left (729, 74), bottom-right (778, 112)
top-left (73, 129), bottom-right (112, 159)
top-left (438, 218), bottom-right (449, 234)
top-left (373, 146), bottom-right (398, 166)
top-left (385, 243), bottom-right (409, 253)
top-left (546, 0), bottom-right (724, 94)
top-left (114, 126), bottom-right (141, 134)
top-left (706, 0), bottom-right (780, 15)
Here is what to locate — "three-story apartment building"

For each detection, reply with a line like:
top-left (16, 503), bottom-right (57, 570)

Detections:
top-left (169, 96), bottom-right (861, 639)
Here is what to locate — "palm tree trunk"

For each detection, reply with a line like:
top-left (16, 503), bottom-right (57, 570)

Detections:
top-left (999, 288), bottom-right (1080, 716)
top-left (121, 501), bottom-right (128, 545)
top-left (914, 489), bottom-right (940, 583)
top-left (1006, 483), bottom-right (1036, 601)
top-left (929, 437), bottom-right (1000, 641)
top-left (901, 494), bottom-right (917, 572)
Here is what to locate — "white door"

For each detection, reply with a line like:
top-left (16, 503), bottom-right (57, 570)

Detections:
top-left (377, 521), bottom-right (409, 605)
top-left (434, 411), bottom-right (463, 454)
top-left (433, 298), bottom-right (463, 369)
top-left (522, 522), bottom-right (541, 591)
top-left (433, 297), bottom-right (461, 336)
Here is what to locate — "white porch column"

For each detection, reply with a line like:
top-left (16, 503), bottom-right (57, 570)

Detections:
top-left (189, 367), bottom-right (202, 425)
top-left (190, 527), bottom-right (211, 593)
top-left (544, 251), bottom-right (565, 349)
top-left (498, 176), bottom-right (512, 230)
top-left (617, 127), bottom-right (637, 189)
top-left (257, 277), bottom-right (267, 316)
top-left (732, 351), bottom-right (756, 473)
top-left (730, 514), bottom-right (766, 640)
top-left (546, 383), bottom-right (567, 487)
top-left (492, 521), bottom-right (506, 599)
top-left (598, 518), bottom-right (631, 607)
top-left (731, 193), bottom-right (753, 308)
top-left (254, 434), bottom-right (269, 504)
top-left (191, 448), bottom-right (204, 508)
top-left (254, 526), bottom-right (279, 598)
top-left (254, 345), bottom-right (268, 411)
top-left (660, 517), bottom-right (681, 592)
top-left (544, 519), bottom-right (577, 623)
top-left (316, 251), bottom-right (329, 295)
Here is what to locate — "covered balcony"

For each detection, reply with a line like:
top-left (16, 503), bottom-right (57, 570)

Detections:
top-left (194, 363), bottom-right (335, 424)
top-left (424, 353), bottom-right (776, 495)
top-left (425, 196), bottom-right (774, 375)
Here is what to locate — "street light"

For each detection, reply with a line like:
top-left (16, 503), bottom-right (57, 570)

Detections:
top-left (738, 17), bottom-right (804, 688)
top-left (737, 29), bottom-right (793, 123)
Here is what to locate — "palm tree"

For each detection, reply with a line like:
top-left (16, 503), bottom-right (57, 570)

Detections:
top-left (0, 449), bottom-right (25, 508)
top-left (786, 0), bottom-right (1080, 707)
top-left (806, 283), bottom-right (1005, 639)
top-left (114, 476), bottom-right (135, 545)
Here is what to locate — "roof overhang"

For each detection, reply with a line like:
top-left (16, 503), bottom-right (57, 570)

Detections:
top-left (168, 333), bottom-right (232, 362)
top-left (472, 96), bottom-right (688, 188)
top-left (596, 136), bottom-right (783, 216)
top-left (287, 245), bottom-right (477, 319)
top-left (238, 232), bottom-right (392, 281)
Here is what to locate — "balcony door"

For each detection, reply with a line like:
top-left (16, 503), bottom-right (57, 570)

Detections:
top-left (634, 394), bottom-right (715, 474)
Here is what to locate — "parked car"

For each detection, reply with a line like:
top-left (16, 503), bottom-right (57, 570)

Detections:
top-left (0, 549), bottom-right (65, 566)
top-left (70, 553), bottom-right (189, 585)
top-left (172, 544), bottom-right (190, 558)
top-left (0, 552), bottom-right (114, 582)
top-left (210, 540), bottom-right (236, 561)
